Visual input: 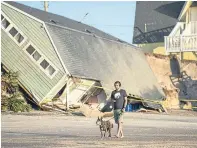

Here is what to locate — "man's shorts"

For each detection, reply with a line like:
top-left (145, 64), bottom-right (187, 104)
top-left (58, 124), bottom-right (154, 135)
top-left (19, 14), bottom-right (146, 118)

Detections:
top-left (114, 109), bottom-right (124, 124)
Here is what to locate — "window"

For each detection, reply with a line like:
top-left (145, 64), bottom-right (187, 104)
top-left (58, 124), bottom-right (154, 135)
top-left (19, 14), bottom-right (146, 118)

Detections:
top-left (9, 27), bottom-right (18, 37)
top-left (1, 18), bottom-right (10, 29)
top-left (15, 33), bottom-right (24, 43)
top-left (32, 51), bottom-right (41, 61)
top-left (26, 45), bottom-right (41, 62)
top-left (40, 59), bottom-right (49, 69)
top-left (1, 13), bottom-right (26, 46)
top-left (8, 28), bottom-right (25, 44)
top-left (26, 45), bottom-right (35, 55)
top-left (40, 59), bottom-right (57, 76)
top-left (1, 15), bottom-right (4, 21)
top-left (47, 65), bottom-right (56, 75)
top-left (24, 43), bottom-right (58, 78)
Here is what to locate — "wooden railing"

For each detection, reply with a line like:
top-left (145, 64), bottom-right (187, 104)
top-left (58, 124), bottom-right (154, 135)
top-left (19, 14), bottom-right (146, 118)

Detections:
top-left (165, 35), bottom-right (197, 52)
top-left (190, 21), bottom-right (197, 34)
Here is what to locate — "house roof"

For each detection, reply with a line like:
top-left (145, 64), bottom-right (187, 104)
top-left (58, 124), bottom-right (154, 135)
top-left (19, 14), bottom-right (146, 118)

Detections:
top-left (154, 1), bottom-right (186, 19)
top-left (4, 1), bottom-right (165, 100)
top-left (133, 1), bottom-right (185, 44)
top-left (5, 1), bottom-right (124, 43)
top-left (46, 23), bottom-right (165, 100)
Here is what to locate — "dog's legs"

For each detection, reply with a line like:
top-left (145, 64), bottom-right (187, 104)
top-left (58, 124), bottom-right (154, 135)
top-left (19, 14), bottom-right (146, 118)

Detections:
top-left (108, 128), bottom-right (112, 137)
top-left (100, 131), bottom-right (103, 138)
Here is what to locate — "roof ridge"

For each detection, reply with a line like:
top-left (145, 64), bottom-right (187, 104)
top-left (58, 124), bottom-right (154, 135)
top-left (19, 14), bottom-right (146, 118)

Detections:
top-left (46, 22), bottom-right (139, 49)
top-left (5, 1), bottom-right (138, 48)
top-left (5, 1), bottom-right (123, 43)
top-left (5, 1), bottom-right (86, 26)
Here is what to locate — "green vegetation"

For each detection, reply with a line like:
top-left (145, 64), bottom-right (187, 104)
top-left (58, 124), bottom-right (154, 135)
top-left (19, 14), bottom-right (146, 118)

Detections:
top-left (1, 70), bottom-right (32, 112)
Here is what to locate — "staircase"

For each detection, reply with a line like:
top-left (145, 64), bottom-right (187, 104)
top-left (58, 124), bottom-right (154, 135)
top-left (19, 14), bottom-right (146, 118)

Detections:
top-left (170, 71), bottom-right (191, 99)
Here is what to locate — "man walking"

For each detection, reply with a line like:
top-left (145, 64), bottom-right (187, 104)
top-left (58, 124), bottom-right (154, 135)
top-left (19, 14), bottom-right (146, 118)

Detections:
top-left (111, 81), bottom-right (127, 138)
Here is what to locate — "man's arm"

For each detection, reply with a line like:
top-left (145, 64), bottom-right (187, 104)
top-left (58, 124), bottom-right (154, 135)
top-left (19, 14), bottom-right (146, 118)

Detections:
top-left (122, 90), bottom-right (128, 111)
top-left (123, 97), bottom-right (127, 109)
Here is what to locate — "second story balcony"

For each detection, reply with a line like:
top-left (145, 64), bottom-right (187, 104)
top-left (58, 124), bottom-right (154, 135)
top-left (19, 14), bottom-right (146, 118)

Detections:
top-left (165, 35), bottom-right (197, 53)
top-left (165, 21), bottom-right (197, 53)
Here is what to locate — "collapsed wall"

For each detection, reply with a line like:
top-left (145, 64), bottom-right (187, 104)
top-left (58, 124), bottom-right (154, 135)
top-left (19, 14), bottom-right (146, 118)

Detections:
top-left (145, 54), bottom-right (197, 109)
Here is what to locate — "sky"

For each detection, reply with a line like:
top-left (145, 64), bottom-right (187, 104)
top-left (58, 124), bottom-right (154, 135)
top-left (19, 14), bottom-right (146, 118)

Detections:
top-left (18, 1), bottom-right (136, 43)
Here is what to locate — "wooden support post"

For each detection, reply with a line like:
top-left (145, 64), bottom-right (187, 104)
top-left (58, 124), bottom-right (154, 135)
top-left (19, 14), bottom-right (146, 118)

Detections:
top-left (180, 52), bottom-right (183, 61)
top-left (66, 78), bottom-right (70, 111)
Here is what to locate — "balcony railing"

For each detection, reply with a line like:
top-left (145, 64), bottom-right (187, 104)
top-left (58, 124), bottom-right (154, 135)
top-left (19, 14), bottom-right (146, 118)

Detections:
top-left (190, 21), bottom-right (197, 34)
top-left (165, 35), bottom-right (197, 52)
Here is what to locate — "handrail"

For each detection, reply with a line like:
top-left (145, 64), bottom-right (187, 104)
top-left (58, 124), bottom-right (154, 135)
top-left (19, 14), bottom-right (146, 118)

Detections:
top-left (165, 35), bottom-right (197, 52)
top-left (190, 21), bottom-right (197, 34)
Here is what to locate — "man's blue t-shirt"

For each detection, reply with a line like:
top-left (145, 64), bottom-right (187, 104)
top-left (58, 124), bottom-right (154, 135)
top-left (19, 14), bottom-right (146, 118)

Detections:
top-left (111, 89), bottom-right (127, 110)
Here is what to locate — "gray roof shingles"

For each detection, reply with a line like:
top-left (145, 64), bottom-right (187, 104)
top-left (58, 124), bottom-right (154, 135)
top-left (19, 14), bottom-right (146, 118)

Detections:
top-left (133, 1), bottom-right (185, 44)
top-left (46, 23), bottom-right (165, 99)
top-left (6, 1), bottom-right (165, 99)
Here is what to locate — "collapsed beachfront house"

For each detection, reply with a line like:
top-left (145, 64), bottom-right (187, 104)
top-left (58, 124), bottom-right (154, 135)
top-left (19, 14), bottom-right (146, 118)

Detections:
top-left (1, 1), bottom-right (165, 110)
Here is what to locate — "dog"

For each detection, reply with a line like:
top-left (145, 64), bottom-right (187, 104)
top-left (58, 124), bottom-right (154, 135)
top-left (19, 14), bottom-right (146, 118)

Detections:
top-left (96, 116), bottom-right (113, 138)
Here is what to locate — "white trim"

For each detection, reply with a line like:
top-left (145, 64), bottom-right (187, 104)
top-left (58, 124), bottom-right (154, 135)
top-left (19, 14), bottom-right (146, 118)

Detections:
top-left (178, 2), bottom-right (187, 20)
top-left (178, 1), bottom-right (193, 20)
top-left (77, 80), bottom-right (95, 104)
top-left (169, 22), bottom-right (185, 36)
top-left (1, 12), bottom-right (27, 47)
top-left (22, 42), bottom-right (59, 79)
top-left (2, 2), bottom-right (44, 24)
top-left (43, 23), bottom-right (71, 76)
top-left (43, 74), bottom-right (68, 101)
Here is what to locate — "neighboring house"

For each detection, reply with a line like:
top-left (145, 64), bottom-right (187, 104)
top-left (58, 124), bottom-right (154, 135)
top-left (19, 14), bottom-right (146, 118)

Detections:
top-left (165, 1), bottom-right (197, 61)
top-left (1, 2), bottom-right (165, 109)
top-left (133, 1), bottom-right (185, 53)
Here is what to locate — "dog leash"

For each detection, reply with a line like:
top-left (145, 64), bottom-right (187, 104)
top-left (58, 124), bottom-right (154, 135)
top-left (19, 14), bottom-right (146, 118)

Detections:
top-left (106, 116), bottom-right (115, 121)
top-left (105, 111), bottom-right (124, 121)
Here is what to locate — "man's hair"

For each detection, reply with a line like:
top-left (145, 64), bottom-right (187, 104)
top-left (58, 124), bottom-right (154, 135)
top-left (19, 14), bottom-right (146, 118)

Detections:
top-left (114, 81), bottom-right (121, 87)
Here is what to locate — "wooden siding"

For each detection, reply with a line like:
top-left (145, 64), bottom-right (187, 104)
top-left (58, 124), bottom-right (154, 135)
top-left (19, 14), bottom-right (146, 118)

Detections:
top-left (1, 4), bottom-right (66, 101)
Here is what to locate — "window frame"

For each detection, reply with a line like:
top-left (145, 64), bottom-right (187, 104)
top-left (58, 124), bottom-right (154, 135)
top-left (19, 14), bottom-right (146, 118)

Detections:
top-left (1, 12), bottom-right (27, 47)
top-left (1, 17), bottom-right (10, 30)
top-left (23, 42), bottom-right (58, 79)
top-left (9, 27), bottom-right (18, 37)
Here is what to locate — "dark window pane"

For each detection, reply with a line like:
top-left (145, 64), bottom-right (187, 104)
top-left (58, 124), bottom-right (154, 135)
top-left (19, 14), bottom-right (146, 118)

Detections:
top-left (47, 65), bottom-right (56, 76)
top-left (40, 59), bottom-right (49, 69)
top-left (1, 19), bottom-right (10, 29)
top-left (26, 45), bottom-right (35, 55)
top-left (15, 33), bottom-right (24, 43)
top-left (32, 51), bottom-right (41, 61)
top-left (1, 15), bottom-right (4, 21)
top-left (9, 27), bottom-right (18, 37)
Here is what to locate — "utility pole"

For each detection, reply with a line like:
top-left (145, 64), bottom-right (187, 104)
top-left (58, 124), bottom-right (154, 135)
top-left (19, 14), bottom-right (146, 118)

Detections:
top-left (44, 1), bottom-right (48, 12)
top-left (145, 23), bottom-right (147, 32)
